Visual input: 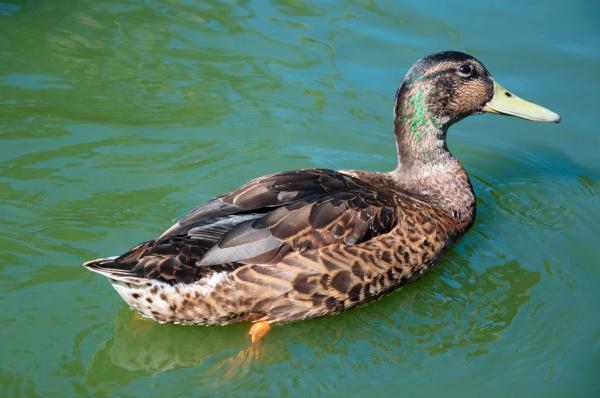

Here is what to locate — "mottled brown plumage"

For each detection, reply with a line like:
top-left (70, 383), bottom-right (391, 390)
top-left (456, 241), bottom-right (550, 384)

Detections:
top-left (84, 51), bottom-right (560, 328)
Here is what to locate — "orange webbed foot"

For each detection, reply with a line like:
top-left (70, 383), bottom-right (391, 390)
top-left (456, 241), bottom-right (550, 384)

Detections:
top-left (249, 321), bottom-right (271, 345)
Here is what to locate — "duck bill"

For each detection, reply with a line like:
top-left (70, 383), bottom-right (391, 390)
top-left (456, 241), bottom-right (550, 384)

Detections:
top-left (483, 80), bottom-right (561, 123)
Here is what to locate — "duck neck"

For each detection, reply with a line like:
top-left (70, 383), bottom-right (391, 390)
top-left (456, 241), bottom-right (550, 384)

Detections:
top-left (390, 83), bottom-right (475, 226)
top-left (392, 80), bottom-right (452, 169)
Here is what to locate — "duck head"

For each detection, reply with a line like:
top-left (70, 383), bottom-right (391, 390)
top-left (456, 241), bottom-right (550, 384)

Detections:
top-left (393, 51), bottom-right (560, 167)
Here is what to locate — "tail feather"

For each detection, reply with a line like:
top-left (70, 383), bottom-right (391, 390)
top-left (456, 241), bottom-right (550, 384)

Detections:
top-left (83, 240), bottom-right (155, 281)
top-left (83, 256), bottom-right (137, 280)
top-left (83, 256), bottom-right (118, 267)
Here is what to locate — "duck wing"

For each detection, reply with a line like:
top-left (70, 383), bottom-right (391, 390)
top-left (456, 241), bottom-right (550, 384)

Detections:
top-left (85, 169), bottom-right (399, 284)
top-left (160, 168), bottom-right (365, 237)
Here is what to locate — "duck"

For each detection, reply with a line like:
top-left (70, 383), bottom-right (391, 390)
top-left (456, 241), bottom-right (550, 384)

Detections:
top-left (84, 51), bottom-right (560, 345)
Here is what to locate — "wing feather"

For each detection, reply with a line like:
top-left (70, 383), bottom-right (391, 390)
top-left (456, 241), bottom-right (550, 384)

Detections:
top-left (88, 169), bottom-right (400, 284)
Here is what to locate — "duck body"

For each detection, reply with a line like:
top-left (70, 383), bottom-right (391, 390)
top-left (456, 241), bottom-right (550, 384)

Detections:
top-left (84, 51), bottom-right (559, 327)
top-left (86, 166), bottom-right (474, 325)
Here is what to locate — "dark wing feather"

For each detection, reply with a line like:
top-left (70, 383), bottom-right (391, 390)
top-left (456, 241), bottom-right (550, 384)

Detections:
top-left (87, 169), bottom-right (399, 284)
top-left (198, 188), bottom-right (398, 266)
top-left (160, 169), bottom-right (364, 237)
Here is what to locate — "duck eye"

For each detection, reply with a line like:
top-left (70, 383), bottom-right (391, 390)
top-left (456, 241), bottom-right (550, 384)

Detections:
top-left (458, 64), bottom-right (473, 76)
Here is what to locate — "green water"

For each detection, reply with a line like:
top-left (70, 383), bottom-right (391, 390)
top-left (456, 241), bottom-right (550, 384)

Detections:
top-left (1, 0), bottom-right (599, 396)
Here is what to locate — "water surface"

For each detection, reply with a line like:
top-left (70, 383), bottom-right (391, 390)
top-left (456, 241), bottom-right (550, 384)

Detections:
top-left (1, 1), bottom-right (599, 397)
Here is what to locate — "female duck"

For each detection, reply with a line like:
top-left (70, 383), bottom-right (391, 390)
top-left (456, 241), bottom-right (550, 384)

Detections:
top-left (84, 51), bottom-right (559, 343)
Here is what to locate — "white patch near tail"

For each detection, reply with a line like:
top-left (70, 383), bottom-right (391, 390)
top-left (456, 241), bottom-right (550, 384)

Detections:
top-left (196, 271), bottom-right (228, 295)
top-left (106, 271), bottom-right (230, 324)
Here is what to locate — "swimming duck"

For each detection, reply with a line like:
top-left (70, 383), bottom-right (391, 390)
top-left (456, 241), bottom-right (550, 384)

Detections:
top-left (84, 51), bottom-right (560, 344)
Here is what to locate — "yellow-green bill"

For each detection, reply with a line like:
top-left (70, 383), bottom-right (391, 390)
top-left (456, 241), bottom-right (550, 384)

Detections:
top-left (484, 80), bottom-right (561, 123)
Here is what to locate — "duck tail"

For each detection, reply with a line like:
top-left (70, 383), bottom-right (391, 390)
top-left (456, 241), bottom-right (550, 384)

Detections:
top-left (83, 240), bottom-right (155, 281)
top-left (83, 256), bottom-right (117, 268)
top-left (83, 256), bottom-right (129, 278)
top-left (83, 257), bottom-right (149, 286)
